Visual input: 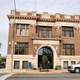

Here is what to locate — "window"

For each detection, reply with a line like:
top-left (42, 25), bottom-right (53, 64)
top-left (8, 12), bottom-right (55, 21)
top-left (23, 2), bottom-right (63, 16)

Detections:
top-left (62, 26), bottom-right (74, 37)
top-left (16, 24), bottom-right (29, 36)
top-left (22, 61), bottom-right (28, 69)
top-left (71, 61), bottom-right (76, 65)
top-left (15, 43), bottom-right (28, 55)
top-left (63, 61), bottom-right (68, 69)
top-left (14, 61), bottom-right (20, 69)
top-left (77, 61), bottom-right (80, 64)
top-left (63, 44), bottom-right (75, 55)
top-left (37, 26), bottom-right (52, 38)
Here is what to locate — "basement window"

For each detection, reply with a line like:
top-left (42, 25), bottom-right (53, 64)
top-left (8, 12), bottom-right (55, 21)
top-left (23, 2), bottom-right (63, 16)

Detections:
top-left (14, 61), bottom-right (20, 69)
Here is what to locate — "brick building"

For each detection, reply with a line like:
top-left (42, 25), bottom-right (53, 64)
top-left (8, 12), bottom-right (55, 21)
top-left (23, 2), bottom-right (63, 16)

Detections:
top-left (6, 10), bottom-right (80, 72)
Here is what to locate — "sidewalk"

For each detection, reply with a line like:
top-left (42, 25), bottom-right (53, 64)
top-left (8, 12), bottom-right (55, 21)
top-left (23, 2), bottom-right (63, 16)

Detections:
top-left (22, 69), bottom-right (68, 74)
top-left (0, 69), bottom-right (68, 74)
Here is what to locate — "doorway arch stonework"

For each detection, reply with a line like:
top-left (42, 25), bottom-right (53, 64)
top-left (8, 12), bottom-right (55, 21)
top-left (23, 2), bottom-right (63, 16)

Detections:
top-left (35, 44), bottom-right (59, 68)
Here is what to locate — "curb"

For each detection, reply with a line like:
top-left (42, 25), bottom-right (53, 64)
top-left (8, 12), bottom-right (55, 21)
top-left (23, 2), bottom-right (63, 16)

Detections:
top-left (0, 71), bottom-right (68, 75)
top-left (0, 70), bottom-right (68, 74)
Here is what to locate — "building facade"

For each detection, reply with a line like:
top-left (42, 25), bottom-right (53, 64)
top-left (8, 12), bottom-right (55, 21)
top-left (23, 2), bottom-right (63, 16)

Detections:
top-left (6, 10), bottom-right (80, 72)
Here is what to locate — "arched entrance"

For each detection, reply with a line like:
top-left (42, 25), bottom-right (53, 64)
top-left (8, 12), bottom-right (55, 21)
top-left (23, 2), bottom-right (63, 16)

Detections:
top-left (38, 46), bottom-right (53, 69)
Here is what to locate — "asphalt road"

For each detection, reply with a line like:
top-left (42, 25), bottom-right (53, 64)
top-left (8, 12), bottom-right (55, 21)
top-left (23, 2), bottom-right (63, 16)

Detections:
top-left (6, 72), bottom-right (80, 80)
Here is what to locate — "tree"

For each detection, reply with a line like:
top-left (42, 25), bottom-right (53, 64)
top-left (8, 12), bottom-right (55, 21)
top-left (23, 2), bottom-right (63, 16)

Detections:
top-left (42, 55), bottom-right (48, 69)
top-left (0, 43), bottom-right (1, 48)
top-left (0, 57), bottom-right (6, 68)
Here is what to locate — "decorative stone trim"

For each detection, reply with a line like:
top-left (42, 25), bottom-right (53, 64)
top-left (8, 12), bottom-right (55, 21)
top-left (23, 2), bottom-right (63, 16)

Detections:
top-left (8, 11), bottom-right (80, 23)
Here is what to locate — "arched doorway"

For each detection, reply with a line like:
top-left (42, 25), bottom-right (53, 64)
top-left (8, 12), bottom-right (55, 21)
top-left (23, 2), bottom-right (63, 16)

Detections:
top-left (38, 46), bottom-right (53, 69)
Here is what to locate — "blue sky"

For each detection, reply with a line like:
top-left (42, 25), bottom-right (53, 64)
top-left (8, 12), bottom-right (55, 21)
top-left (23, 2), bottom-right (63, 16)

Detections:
top-left (0, 0), bottom-right (80, 56)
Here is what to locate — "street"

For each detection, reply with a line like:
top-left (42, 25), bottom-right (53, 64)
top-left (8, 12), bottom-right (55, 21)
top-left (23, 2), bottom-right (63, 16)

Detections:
top-left (5, 72), bottom-right (80, 80)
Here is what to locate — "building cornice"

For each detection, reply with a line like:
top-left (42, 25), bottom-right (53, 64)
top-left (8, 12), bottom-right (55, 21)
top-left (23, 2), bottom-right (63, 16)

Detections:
top-left (7, 10), bottom-right (80, 23)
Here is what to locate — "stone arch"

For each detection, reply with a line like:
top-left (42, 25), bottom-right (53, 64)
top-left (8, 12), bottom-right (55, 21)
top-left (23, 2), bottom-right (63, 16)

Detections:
top-left (36, 44), bottom-right (58, 68)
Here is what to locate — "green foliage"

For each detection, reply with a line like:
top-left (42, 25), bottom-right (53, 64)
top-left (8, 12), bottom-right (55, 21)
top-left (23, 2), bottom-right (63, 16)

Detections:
top-left (32, 68), bottom-right (37, 70)
top-left (42, 55), bottom-right (48, 64)
top-left (0, 57), bottom-right (6, 64)
top-left (55, 65), bottom-right (62, 70)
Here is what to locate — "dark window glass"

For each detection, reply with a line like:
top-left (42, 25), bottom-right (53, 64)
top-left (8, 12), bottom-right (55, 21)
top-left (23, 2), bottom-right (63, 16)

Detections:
top-left (22, 61), bottom-right (28, 69)
top-left (16, 24), bottom-right (29, 36)
top-left (63, 61), bottom-right (68, 69)
top-left (62, 26), bottom-right (74, 37)
top-left (71, 61), bottom-right (76, 65)
top-left (38, 26), bottom-right (52, 38)
top-left (15, 43), bottom-right (28, 55)
top-left (14, 61), bottom-right (20, 69)
top-left (63, 44), bottom-right (75, 55)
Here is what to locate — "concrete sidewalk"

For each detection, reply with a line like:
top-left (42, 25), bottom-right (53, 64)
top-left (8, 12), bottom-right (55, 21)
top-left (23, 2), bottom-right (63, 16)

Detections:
top-left (0, 69), bottom-right (68, 74)
top-left (12, 69), bottom-right (68, 74)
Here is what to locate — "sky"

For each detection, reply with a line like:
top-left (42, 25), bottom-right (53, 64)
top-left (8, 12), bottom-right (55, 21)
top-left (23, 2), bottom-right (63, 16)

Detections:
top-left (0, 0), bottom-right (80, 56)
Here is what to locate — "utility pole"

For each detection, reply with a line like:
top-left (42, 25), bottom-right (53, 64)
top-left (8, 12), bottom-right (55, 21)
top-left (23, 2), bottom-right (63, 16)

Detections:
top-left (34, 0), bottom-right (37, 11)
top-left (11, 0), bottom-right (16, 72)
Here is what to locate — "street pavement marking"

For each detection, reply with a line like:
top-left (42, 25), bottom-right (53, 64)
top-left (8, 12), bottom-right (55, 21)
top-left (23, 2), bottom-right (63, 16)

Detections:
top-left (0, 73), bottom-right (14, 80)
